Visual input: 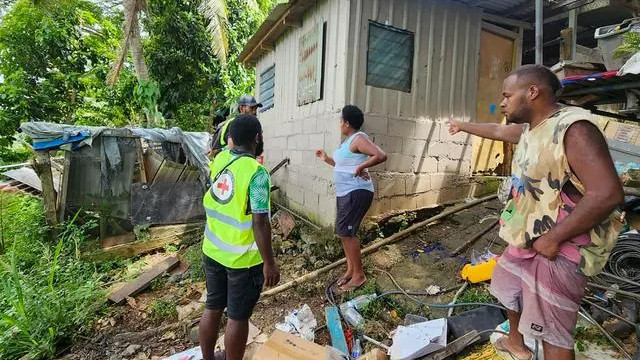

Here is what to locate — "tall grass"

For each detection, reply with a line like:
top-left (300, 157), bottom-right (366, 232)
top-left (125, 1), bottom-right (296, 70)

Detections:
top-left (0, 193), bottom-right (105, 360)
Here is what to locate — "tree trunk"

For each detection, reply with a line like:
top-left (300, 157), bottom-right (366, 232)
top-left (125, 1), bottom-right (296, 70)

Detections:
top-left (124, 0), bottom-right (154, 127)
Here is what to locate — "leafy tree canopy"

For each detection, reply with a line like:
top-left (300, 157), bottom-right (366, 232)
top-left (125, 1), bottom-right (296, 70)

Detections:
top-left (0, 0), bottom-right (139, 157)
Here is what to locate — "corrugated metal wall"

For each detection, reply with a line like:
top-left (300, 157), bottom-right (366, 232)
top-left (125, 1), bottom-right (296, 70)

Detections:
top-left (256, 0), bottom-right (350, 123)
top-left (254, 0), bottom-right (351, 225)
top-left (347, 0), bottom-right (483, 121)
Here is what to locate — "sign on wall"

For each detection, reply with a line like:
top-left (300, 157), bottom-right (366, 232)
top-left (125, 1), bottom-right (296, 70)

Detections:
top-left (297, 22), bottom-right (324, 106)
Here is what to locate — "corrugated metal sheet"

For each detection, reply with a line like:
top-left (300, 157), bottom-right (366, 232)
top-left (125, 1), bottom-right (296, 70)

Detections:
top-left (255, 0), bottom-right (350, 124)
top-left (347, 0), bottom-right (482, 121)
top-left (462, 0), bottom-right (532, 17)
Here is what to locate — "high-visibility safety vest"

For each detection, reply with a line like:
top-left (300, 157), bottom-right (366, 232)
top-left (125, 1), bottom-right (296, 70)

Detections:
top-left (202, 149), bottom-right (267, 268)
top-left (218, 114), bottom-right (236, 147)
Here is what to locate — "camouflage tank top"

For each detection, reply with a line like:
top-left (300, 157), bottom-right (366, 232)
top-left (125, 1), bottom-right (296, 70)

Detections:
top-left (498, 106), bottom-right (625, 276)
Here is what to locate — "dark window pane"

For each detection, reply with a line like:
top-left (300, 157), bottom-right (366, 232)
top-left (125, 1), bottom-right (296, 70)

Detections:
top-left (259, 65), bottom-right (276, 112)
top-left (366, 21), bottom-right (414, 92)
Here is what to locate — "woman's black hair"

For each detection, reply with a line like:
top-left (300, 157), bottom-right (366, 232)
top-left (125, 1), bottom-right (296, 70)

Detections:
top-left (342, 105), bottom-right (364, 130)
top-left (229, 114), bottom-right (262, 147)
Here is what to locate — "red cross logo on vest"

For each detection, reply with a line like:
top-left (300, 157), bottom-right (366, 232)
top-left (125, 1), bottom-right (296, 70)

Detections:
top-left (217, 178), bottom-right (230, 195)
top-left (212, 170), bottom-right (234, 204)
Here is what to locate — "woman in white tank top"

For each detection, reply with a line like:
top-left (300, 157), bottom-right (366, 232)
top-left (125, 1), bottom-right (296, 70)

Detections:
top-left (315, 105), bottom-right (387, 292)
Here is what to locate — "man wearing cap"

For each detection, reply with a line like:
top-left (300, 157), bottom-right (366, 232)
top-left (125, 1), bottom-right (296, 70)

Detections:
top-left (210, 95), bottom-right (263, 158)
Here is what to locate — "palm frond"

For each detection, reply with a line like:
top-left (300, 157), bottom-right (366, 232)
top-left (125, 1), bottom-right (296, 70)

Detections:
top-left (199, 0), bottom-right (229, 66)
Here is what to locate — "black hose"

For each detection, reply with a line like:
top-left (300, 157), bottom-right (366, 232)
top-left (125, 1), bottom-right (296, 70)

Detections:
top-left (593, 232), bottom-right (640, 293)
top-left (376, 292), bottom-right (508, 312)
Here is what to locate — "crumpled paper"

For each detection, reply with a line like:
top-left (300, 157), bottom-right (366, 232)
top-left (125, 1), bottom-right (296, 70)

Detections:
top-left (275, 304), bottom-right (317, 342)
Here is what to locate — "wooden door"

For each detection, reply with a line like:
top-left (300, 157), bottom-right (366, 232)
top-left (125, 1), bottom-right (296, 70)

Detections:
top-left (472, 30), bottom-right (516, 175)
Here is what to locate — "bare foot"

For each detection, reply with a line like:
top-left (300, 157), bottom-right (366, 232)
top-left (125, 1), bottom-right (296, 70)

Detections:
top-left (337, 267), bottom-right (353, 286)
top-left (494, 337), bottom-right (533, 360)
top-left (339, 275), bottom-right (367, 293)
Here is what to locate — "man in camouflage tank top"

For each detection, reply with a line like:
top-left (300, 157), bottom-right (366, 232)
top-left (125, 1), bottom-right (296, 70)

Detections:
top-left (448, 65), bottom-right (623, 360)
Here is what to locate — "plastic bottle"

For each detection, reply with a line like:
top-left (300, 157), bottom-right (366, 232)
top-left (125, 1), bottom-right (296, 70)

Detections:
top-left (342, 307), bottom-right (364, 328)
top-left (351, 339), bottom-right (362, 358)
top-left (341, 294), bottom-right (377, 311)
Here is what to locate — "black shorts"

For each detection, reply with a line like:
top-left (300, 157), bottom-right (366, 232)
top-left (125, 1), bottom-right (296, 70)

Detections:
top-left (202, 254), bottom-right (264, 320)
top-left (336, 189), bottom-right (374, 237)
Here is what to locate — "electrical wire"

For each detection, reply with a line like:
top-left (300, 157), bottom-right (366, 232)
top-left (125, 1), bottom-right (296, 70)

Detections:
top-left (593, 232), bottom-right (640, 294)
top-left (375, 269), bottom-right (508, 312)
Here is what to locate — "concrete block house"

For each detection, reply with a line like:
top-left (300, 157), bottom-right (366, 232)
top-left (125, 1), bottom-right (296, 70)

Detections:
top-left (239, 0), bottom-right (529, 225)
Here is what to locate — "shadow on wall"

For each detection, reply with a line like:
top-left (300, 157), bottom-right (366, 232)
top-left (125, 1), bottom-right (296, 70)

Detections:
top-left (364, 116), bottom-right (476, 220)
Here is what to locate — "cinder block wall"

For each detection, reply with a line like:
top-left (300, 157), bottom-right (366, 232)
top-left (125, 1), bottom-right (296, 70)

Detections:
top-left (363, 116), bottom-right (474, 219)
top-left (256, 0), bottom-right (351, 226)
top-left (345, 0), bottom-right (483, 220)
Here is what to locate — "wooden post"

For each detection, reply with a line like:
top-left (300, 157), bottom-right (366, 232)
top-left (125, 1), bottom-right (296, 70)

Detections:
top-left (33, 151), bottom-right (58, 237)
top-left (57, 151), bottom-right (71, 223)
top-left (135, 139), bottom-right (147, 184)
top-left (560, 28), bottom-right (574, 61)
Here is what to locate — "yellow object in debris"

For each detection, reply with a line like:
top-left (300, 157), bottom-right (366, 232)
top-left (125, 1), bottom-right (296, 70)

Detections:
top-left (459, 343), bottom-right (500, 360)
top-left (460, 258), bottom-right (498, 284)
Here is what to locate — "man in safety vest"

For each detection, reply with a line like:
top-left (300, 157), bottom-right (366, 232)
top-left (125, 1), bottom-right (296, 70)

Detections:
top-left (209, 95), bottom-right (262, 158)
top-left (199, 114), bottom-right (279, 360)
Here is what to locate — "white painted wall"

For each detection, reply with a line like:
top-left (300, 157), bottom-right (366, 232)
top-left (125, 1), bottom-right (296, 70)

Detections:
top-left (255, 0), bottom-right (485, 223)
top-left (256, 0), bottom-right (351, 225)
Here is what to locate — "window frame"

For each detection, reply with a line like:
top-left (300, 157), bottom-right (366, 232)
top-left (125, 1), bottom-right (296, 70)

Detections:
top-left (258, 64), bottom-right (276, 113)
top-left (365, 21), bottom-right (415, 93)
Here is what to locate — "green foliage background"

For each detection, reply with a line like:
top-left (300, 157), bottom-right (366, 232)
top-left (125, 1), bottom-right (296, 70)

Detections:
top-left (0, 0), bottom-right (273, 162)
top-left (0, 0), bottom-right (277, 358)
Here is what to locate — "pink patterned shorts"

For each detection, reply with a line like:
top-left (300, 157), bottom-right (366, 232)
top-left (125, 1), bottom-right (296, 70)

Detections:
top-left (490, 248), bottom-right (587, 349)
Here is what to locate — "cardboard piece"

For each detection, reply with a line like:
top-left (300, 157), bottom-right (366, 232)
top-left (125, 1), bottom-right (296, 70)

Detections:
top-left (164, 322), bottom-right (264, 360)
top-left (253, 330), bottom-right (343, 360)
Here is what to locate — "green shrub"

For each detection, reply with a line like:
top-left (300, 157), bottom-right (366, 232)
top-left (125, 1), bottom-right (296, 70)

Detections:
top-left (614, 32), bottom-right (640, 60)
top-left (148, 299), bottom-right (178, 324)
top-left (0, 194), bottom-right (105, 360)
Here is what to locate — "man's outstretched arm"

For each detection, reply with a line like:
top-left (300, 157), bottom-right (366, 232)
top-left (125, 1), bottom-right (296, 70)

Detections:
top-left (447, 119), bottom-right (524, 144)
top-left (533, 121), bottom-right (624, 258)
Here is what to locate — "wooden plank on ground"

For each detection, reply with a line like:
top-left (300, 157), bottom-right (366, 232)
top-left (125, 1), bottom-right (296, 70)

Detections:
top-left (102, 233), bottom-right (137, 248)
top-left (84, 222), bottom-right (204, 261)
top-left (325, 306), bottom-right (348, 355)
top-left (109, 257), bottom-right (180, 304)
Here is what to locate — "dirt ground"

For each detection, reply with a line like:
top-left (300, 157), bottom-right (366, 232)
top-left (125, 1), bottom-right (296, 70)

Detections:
top-left (58, 199), bottom-right (631, 360)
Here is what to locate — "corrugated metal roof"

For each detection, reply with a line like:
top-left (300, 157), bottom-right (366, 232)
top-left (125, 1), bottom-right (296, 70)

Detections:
top-left (240, 0), bottom-right (539, 65)
top-left (239, 0), bottom-right (609, 65)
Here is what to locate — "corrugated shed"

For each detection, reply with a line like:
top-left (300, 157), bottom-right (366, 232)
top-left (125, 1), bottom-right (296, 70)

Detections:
top-left (347, 0), bottom-right (483, 121)
top-left (256, 0), bottom-right (350, 124)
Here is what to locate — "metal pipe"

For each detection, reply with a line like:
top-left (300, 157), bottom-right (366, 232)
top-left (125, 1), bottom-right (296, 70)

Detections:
top-left (587, 282), bottom-right (640, 301)
top-left (579, 308), bottom-right (633, 360)
top-left (0, 162), bottom-right (29, 170)
top-left (582, 298), bottom-right (636, 327)
top-left (535, 0), bottom-right (543, 64)
top-left (601, 271), bottom-right (640, 290)
top-left (269, 158), bottom-right (290, 176)
top-left (362, 334), bottom-right (390, 351)
top-left (272, 200), bottom-right (322, 231)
